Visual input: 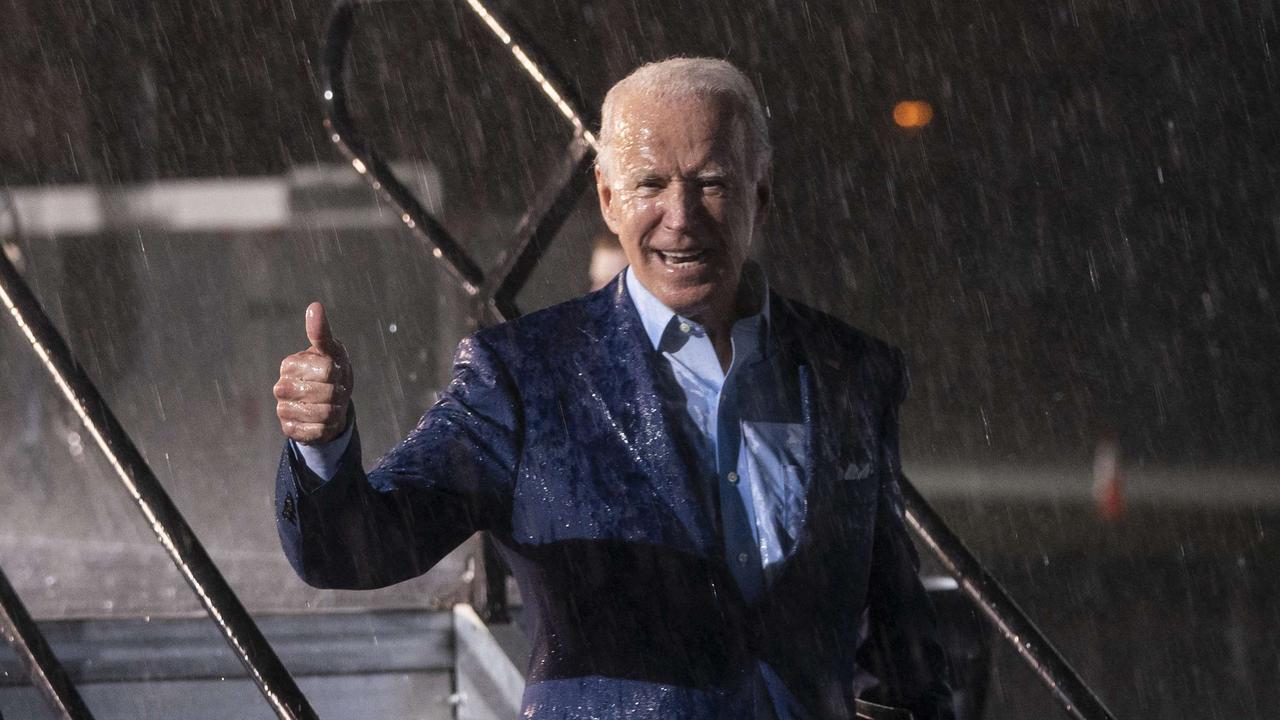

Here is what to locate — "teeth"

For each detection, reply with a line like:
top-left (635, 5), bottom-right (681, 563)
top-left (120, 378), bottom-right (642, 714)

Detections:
top-left (660, 250), bottom-right (705, 264)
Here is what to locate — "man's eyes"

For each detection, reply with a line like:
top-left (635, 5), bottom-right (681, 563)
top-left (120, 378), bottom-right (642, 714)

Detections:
top-left (630, 178), bottom-right (730, 194)
top-left (698, 179), bottom-right (729, 195)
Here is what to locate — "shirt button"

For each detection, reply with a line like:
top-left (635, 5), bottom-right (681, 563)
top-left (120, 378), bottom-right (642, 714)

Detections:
top-left (678, 321), bottom-right (692, 334)
top-left (726, 471), bottom-right (739, 485)
top-left (737, 552), bottom-right (750, 564)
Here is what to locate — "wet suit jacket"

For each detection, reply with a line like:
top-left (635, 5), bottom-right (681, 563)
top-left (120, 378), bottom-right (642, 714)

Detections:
top-left (274, 274), bottom-right (954, 720)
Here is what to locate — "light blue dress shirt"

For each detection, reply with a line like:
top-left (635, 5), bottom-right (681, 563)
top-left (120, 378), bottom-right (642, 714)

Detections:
top-left (625, 268), bottom-right (813, 720)
top-left (292, 409), bottom-right (353, 482)
top-left (624, 269), bottom-right (807, 598)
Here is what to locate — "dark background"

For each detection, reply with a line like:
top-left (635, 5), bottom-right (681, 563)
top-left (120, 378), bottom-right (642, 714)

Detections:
top-left (1, 1), bottom-right (1277, 718)
top-left (3, 0), bottom-right (1277, 464)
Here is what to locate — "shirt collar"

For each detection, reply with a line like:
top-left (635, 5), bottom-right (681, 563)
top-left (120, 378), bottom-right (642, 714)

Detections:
top-left (624, 264), bottom-right (771, 355)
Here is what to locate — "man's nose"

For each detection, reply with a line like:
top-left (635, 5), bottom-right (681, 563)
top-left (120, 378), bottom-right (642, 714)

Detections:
top-left (661, 182), bottom-right (700, 232)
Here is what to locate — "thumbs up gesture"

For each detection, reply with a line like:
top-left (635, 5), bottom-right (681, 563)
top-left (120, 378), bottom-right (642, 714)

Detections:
top-left (274, 302), bottom-right (354, 445)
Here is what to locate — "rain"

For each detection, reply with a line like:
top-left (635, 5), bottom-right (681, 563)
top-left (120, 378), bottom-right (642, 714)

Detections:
top-left (0, 0), bottom-right (1277, 718)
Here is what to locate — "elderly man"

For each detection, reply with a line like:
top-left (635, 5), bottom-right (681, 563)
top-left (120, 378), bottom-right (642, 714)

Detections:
top-left (273, 58), bottom-right (954, 719)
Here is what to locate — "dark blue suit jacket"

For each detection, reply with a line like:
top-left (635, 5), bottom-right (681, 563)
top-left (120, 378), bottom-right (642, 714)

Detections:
top-left (275, 276), bottom-right (954, 719)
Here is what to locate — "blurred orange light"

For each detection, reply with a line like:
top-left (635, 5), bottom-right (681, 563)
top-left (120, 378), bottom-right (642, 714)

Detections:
top-left (893, 100), bottom-right (933, 128)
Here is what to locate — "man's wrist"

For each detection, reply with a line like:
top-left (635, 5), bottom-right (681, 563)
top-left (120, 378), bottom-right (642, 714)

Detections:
top-left (290, 408), bottom-right (355, 482)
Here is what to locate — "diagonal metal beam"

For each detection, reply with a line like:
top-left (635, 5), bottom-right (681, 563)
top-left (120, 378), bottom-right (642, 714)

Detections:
top-left (482, 136), bottom-right (596, 323)
top-left (0, 560), bottom-right (95, 720)
top-left (321, 0), bottom-right (488, 297)
top-left (321, 0), bottom-right (599, 320)
top-left (901, 480), bottom-right (1116, 720)
top-left (0, 249), bottom-right (318, 720)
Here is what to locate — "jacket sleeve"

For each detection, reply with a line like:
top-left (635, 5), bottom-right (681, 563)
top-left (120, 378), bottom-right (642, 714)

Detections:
top-left (274, 332), bottom-right (519, 590)
top-left (861, 348), bottom-right (957, 720)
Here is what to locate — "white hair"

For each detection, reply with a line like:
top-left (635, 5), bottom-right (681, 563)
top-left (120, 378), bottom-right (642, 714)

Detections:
top-left (596, 57), bottom-right (772, 183)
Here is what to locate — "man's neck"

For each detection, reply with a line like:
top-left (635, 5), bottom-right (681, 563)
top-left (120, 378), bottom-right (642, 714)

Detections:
top-left (698, 267), bottom-right (767, 373)
top-left (706, 324), bottom-right (735, 374)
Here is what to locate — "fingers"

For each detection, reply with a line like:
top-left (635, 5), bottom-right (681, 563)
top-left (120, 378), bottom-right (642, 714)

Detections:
top-left (276, 399), bottom-right (346, 426)
top-left (275, 361), bottom-right (350, 445)
top-left (278, 301), bottom-right (354, 444)
top-left (279, 418), bottom-right (342, 445)
top-left (273, 377), bottom-right (346, 404)
top-left (305, 301), bottom-right (338, 354)
top-left (279, 351), bottom-right (345, 384)
top-left (278, 397), bottom-right (347, 445)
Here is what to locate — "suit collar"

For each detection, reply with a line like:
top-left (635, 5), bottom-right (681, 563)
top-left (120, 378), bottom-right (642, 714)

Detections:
top-left (583, 274), bottom-right (861, 560)
top-left (621, 264), bottom-right (772, 360)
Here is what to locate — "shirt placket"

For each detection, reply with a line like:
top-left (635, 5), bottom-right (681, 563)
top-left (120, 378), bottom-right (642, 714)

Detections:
top-left (718, 354), bottom-right (765, 603)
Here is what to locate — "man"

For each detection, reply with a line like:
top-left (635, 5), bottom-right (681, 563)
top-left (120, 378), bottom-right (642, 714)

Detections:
top-left (273, 58), bottom-right (953, 719)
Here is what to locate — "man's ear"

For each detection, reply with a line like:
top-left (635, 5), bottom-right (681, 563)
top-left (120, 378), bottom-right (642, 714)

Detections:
top-left (596, 166), bottom-right (622, 235)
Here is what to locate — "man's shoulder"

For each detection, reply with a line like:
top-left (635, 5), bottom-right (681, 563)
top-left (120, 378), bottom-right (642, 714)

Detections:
top-left (469, 283), bottom-right (619, 361)
top-left (771, 293), bottom-right (900, 364)
top-left (771, 293), bottom-right (907, 402)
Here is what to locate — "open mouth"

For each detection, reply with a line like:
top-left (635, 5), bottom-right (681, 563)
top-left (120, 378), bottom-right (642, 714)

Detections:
top-left (655, 249), bottom-right (709, 267)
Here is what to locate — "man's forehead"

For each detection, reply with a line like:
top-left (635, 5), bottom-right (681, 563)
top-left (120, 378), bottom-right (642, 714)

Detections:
top-left (609, 93), bottom-right (748, 166)
top-left (614, 142), bottom-right (739, 179)
top-left (618, 154), bottom-right (730, 177)
top-left (612, 90), bottom-right (740, 131)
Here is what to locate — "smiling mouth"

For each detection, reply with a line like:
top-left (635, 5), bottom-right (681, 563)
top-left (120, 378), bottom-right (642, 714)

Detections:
top-left (656, 249), bottom-right (709, 267)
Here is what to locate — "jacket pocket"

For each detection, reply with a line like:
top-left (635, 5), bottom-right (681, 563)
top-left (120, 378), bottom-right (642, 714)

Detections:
top-left (781, 464), bottom-right (808, 536)
top-left (837, 456), bottom-right (879, 508)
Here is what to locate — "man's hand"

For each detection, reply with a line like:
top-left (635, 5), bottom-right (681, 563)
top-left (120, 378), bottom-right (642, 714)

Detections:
top-left (275, 302), bottom-right (354, 445)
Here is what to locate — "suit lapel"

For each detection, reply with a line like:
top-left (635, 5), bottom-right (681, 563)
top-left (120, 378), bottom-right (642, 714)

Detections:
top-left (771, 296), bottom-right (867, 538)
top-left (800, 350), bottom-right (876, 495)
top-left (572, 277), bottom-right (720, 554)
top-left (797, 361), bottom-right (825, 521)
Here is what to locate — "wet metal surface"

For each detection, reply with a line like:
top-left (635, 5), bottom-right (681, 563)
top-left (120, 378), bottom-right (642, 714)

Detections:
top-left (925, 496), bottom-right (1280, 720)
top-left (903, 479), bottom-right (1115, 720)
top-left (0, 562), bottom-right (93, 720)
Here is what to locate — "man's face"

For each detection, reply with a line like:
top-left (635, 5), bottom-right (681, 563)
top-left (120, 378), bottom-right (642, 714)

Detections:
top-left (596, 93), bottom-right (769, 322)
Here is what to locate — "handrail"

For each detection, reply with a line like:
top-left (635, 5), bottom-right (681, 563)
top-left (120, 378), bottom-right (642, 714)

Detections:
top-left (321, 2), bottom-right (1119, 719)
top-left (320, 0), bottom-right (598, 316)
top-left (901, 480), bottom-right (1115, 720)
top-left (0, 560), bottom-right (95, 719)
top-left (482, 135), bottom-right (595, 322)
top-left (0, 239), bottom-right (318, 719)
top-left (321, 0), bottom-right (486, 296)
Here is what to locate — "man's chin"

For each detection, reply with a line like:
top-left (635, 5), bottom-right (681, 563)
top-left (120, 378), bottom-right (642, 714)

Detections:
top-left (635, 265), bottom-right (733, 315)
top-left (652, 283), bottom-right (721, 318)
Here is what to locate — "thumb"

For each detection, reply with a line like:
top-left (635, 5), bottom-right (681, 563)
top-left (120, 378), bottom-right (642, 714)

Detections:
top-left (305, 301), bottom-right (338, 353)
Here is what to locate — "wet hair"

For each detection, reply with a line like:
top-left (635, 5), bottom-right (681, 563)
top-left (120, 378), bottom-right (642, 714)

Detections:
top-left (596, 57), bottom-right (772, 183)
